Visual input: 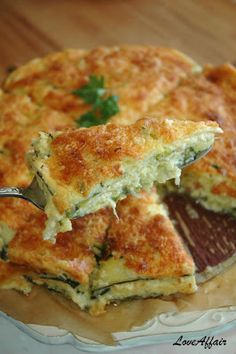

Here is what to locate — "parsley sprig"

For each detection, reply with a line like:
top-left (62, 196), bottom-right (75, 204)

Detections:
top-left (72, 75), bottom-right (119, 128)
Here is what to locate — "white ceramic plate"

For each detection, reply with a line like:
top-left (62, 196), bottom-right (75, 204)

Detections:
top-left (1, 306), bottom-right (236, 352)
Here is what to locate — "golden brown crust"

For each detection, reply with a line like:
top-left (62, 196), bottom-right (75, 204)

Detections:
top-left (0, 198), bottom-right (35, 230)
top-left (149, 64), bottom-right (236, 129)
top-left (108, 193), bottom-right (194, 277)
top-left (0, 259), bottom-right (29, 283)
top-left (44, 117), bottom-right (219, 197)
top-left (0, 258), bottom-right (32, 294)
top-left (3, 192), bottom-right (194, 284)
top-left (0, 93), bottom-right (74, 187)
top-left (4, 46), bottom-right (199, 125)
top-left (149, 64), bottom-right (236, 193)
top-left (7, 202), bottom-right (111, 284)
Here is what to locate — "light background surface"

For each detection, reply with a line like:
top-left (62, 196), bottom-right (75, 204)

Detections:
top-left (0, 316), bottom-right (236, 354)
top-left (1, 0), bottom-right (236, 79)
top-left (0, 0), bottom-right (236, 352)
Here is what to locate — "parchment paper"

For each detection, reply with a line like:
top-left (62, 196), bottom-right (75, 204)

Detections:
top-left (0, 263), bottom-right (236, 345)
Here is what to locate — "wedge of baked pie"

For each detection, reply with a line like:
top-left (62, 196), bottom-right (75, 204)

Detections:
top-left (27, 117), bottom-right (221, 241)
top-left (0, 192), bottom-right (196, 315)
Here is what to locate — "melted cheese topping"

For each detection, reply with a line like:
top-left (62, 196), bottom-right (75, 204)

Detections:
top-left (0, 92), bottom-right (74, 188)
top-left (4, 46), bottom-right (200, 125)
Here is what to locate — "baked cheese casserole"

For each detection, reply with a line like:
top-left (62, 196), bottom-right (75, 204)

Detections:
top-left (0, 45), bottom-right (234, 315)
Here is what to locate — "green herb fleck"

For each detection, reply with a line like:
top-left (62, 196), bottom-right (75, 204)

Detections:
top-left (92, 287), bottom-right (110, 298)
top-left (0, 246), bottom-right (8, 261)
top-left (39, 274), bottom-right (80, 289)
top-left (72, 75), bottom-right (105, 104)
top-left (73, 75), bottom-right (119, 127)
top-left (212, 164), bottom-right (221, 170)
top-left (93, 241), bottom-right (110, 262)
top-left (99, 95), bottom-right (119, 119)
top-left (77, 111), bottom-right (99, 128)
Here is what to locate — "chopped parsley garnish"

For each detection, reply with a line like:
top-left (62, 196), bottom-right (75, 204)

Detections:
top-left (72, 75), bottom-right (119, 127)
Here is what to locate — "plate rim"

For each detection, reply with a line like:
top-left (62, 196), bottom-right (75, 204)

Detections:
top-left (1, 306), bottom-right (236, 352)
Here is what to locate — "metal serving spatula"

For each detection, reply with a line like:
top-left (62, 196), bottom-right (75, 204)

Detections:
top-left (0, 177), bottom-right (46, 210)
top-left (0, 147), bottom-right (211, 212)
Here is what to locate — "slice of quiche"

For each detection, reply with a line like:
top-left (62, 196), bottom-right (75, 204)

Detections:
top-left (150, 64), bottom-right (236, 216)
top-left (0, 192), bottom-right (196, 315)
top-left (89, 192), bottom-right (196, 315)
top-left (27, 117), bottom-right (221, 241)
